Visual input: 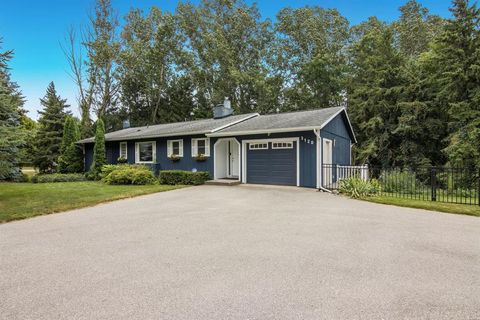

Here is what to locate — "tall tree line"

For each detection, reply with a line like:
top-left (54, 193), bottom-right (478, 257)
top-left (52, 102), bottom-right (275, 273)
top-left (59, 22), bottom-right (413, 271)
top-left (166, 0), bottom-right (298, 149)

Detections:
top-left (61, 0), bottom-right (479, 172)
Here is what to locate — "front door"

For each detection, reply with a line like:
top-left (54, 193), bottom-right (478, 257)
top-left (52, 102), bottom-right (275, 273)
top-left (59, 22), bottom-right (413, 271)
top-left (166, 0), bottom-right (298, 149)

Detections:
top-left (228, 140), bottom-right (239, 178)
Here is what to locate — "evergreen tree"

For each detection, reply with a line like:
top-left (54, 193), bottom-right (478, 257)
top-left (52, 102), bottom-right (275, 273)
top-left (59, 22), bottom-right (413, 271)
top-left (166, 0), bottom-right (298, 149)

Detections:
top-left (431, 0), bottom-right (480, 171)
top-left (33, 82), bottom-right (71, 173)
top-left (348, 22), bottom-right (406, 166)
top-left (18, 114), bottom-right (37, 166)
top-left (91, 118), bottom-right (106, 178)
top-left (58, 116), bottom-right (83, 173)
top-left (0, 40), bottom-right (26, 180)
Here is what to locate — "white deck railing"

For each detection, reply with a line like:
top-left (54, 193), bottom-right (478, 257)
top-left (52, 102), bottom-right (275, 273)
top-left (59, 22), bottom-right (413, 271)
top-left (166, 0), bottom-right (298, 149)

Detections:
top-left (322, 164), bottom-right (369, 189)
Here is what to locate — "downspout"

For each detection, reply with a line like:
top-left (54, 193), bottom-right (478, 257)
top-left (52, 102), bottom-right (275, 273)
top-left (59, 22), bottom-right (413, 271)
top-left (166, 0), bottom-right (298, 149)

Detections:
top-left (313, 129), bottom-right (332, 193)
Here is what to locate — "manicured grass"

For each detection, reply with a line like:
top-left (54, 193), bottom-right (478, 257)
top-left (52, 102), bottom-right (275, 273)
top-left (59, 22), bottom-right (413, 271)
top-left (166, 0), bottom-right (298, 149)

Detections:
top-left (0, 182), bottom-right (187, 223)
top-left (362, 195), bottom-right (480, 217)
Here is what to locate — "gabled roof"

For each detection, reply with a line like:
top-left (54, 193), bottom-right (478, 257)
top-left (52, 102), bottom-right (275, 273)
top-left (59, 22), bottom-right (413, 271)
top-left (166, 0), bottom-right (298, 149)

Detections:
top-left (207, 107), bottom-right (357, 142)
top-left (78, 107), bottom-right (356, 144)
top-left (78, 113), bottom-right (258, 143)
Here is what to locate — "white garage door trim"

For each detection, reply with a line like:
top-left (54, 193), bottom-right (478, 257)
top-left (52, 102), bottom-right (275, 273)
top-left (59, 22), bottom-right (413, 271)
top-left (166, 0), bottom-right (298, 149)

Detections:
top-left (241, 137), bottom-right (300, 186)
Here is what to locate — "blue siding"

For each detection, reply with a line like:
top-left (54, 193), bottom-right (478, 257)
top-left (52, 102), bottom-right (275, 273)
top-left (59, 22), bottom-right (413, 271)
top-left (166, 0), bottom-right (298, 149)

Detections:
top-left (82, 112), bottom-right (354, 188)
top-left (84, 143), bottom-right (94, 171)
top-left (321, 113), bottom-right (352, 166)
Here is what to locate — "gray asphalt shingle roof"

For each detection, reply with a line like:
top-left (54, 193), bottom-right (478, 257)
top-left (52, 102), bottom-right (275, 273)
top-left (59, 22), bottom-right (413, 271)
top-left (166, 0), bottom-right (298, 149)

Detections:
top-left (78, 107), bottom-right (354, 143)
top-left (208, 107), bottom-right (344, 135)
top-left (78, 113), bottom-right (258, 143)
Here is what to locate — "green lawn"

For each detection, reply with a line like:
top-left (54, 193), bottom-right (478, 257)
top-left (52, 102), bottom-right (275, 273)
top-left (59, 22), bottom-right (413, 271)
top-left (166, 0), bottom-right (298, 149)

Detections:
top-left (362, 195), bottom-right (480, 217)
top-left (0, 182), bottom-right (186, 223)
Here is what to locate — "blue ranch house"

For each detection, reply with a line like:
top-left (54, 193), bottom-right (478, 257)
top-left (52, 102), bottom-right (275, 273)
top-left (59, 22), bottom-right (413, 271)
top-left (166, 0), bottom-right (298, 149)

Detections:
top-left (79, 101), bottom-right (356, 189)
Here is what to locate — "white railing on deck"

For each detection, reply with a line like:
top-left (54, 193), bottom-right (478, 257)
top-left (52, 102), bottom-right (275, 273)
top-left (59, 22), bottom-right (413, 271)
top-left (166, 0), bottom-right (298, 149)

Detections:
top-left (336, 164), bottom-right (369, 181)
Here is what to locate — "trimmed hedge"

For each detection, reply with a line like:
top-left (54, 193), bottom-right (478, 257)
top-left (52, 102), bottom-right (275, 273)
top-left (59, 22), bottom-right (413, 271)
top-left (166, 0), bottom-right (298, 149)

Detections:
top-left (159, 170), bottom-right (210, 185)
top-left (102, 165), bottom-right (156, 185)
top-left (31, 173), bottom-right (87, 183)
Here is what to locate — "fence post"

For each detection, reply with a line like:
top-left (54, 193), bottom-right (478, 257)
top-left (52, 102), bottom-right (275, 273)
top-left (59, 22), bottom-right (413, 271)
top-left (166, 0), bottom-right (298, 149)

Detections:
top-left (478, 168), bottom-right (480, 206)
top-left (431, 167), bottom-right (437, 202)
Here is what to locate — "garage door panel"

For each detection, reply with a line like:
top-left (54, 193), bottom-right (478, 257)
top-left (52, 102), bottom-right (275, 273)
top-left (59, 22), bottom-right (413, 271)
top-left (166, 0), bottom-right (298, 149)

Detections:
top-left (246, 141), bottom-right (297, 186)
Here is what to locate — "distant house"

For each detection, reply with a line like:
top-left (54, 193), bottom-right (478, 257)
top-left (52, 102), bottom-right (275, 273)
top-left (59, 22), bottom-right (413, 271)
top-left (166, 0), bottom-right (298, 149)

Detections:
top-left (78, 100), bottom-right (356, 188)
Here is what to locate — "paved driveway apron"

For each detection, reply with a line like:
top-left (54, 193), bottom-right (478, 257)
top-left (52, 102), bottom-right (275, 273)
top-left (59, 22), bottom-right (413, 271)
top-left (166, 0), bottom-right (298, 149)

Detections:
top-left (1, 185), bottom-right (479, 320)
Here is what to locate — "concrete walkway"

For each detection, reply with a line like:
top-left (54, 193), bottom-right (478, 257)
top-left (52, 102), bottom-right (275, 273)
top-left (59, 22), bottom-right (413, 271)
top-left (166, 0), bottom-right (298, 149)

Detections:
top-left (1, 185), bottom-right (479, 319)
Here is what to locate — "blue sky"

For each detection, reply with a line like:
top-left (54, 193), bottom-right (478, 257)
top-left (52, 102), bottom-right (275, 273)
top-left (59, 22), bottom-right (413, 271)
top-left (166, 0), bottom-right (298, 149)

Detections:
top-left (0, 0), bottom-right (452, 119)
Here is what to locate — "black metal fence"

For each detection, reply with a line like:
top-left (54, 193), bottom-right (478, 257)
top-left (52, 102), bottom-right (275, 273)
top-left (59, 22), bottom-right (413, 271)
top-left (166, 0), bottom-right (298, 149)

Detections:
top-left (322, 164), bottom-right (480, 206)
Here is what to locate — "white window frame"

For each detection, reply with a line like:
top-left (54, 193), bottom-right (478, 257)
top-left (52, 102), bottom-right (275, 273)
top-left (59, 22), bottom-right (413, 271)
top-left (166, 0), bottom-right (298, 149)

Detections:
top-left (119, 142), bottom-right (128, 160)
top-left (167, 139), bottom-right (184, 157)
top-left (272, 142), bottom-right (293, 149)
top-left (191, 138), bottom-right (210, 157)
top-left (135, 141), bottom-right (156, 164)
top-left (249, 142), bottom-right (268, 150)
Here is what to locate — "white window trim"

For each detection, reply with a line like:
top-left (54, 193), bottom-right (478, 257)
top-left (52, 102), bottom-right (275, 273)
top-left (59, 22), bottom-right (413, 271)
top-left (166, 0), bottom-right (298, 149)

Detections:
top-left (135, 141), bottom-right (156, 164)
top-left (249, 142), bottom-right (269, 150)
top-left (191, 138), bottom-right (210, 157)
top-left (272, 142), bottom-right (293, 149)
top-left (119, 142), bottom-right (128, 160)
top-left (167, 139), bottom-right (184, 157)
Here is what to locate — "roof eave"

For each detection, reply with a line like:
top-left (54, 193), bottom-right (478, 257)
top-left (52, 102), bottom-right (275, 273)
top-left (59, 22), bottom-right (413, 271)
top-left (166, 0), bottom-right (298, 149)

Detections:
top-left (318, 107), bottom-right (357, 143)
top-left (207, 126), bottom-right (321, 137)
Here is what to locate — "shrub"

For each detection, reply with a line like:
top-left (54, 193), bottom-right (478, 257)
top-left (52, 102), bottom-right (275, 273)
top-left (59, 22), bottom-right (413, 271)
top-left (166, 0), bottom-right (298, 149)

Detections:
top-left (18, 173), bottom-right (31, 183)
top-left (379, 170), bottom-right (420, 194)
top-left (100, 164), bottom-right (125, 179)
top-left (159, 170), bottom-right (210, 185)
top-left (339, 177), bottom-right (379, 199)
top-left (103, 165), bottom-right (156, 185)
top-left (117, 156), bottom-right (128, 164)
top-left (31, 173), bottom-right (87, 183)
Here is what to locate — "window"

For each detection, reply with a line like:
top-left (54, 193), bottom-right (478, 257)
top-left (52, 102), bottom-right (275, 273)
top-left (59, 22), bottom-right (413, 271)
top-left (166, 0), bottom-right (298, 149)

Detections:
top-left (119, 142), bottom-right (128, 159)
top-left (167, 139), bottom-right (184, 157)
top-left (191, 138), bottom-right (210, 157)
top-left (272, 142), bottom-right (293, 149)
top-left (249, 142), bottom-right (268, 150)
top-left (135, 141), bottom-right (156, 163)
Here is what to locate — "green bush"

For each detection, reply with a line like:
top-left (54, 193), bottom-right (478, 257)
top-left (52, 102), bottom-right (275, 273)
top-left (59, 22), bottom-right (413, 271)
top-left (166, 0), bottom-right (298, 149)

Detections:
top-left (379, 170), bottom-right (420, 194)
top-left (339, 177), bottom-right (380, 199)
top-left (31, 173), bottom-right (87, 183)
top-left (18, 173), bottom-right (31, 183)
top-left (117, 156), bottom-right (128, 164)
top-left (103, 165), bottom-right (156, 185)
top-left (159, 170), bottom-right (210, 185)
top-left (100, 164), bottom-right (125, 179)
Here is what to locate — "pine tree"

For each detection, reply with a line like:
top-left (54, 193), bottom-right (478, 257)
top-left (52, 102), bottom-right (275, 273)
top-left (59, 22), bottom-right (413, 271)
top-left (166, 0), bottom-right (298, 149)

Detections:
top-left (58, 116), bottom-right (83, 173)
top-left (348, 22), bottom-right (406, 166)
top-left (0, 41), bottom-right (26, 181)
top-left (33, 82), bottom-right (71, 173)
top-left (91, 118), bottom-right (106, 178)
top-left (432, 0), bottom-right (480, 171)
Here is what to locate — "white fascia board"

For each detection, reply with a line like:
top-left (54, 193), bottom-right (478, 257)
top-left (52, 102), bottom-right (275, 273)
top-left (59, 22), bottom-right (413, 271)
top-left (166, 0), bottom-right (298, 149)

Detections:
top-left (210, 113), bottom-right (259, 133)
top-left (101, 131), bottom-right (209, 142)
top-left (207, 126), bottom-right (320, 137)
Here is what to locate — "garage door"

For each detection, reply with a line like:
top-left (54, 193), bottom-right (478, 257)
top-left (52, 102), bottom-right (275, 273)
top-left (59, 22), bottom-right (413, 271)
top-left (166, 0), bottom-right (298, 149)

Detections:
top-left (246, 141), bottom-right (297, 186)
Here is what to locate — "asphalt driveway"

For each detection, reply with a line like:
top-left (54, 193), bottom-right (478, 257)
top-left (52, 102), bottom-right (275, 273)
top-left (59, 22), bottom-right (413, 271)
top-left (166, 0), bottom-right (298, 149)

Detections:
top-left (1, 185), bottom-right (479, 320)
